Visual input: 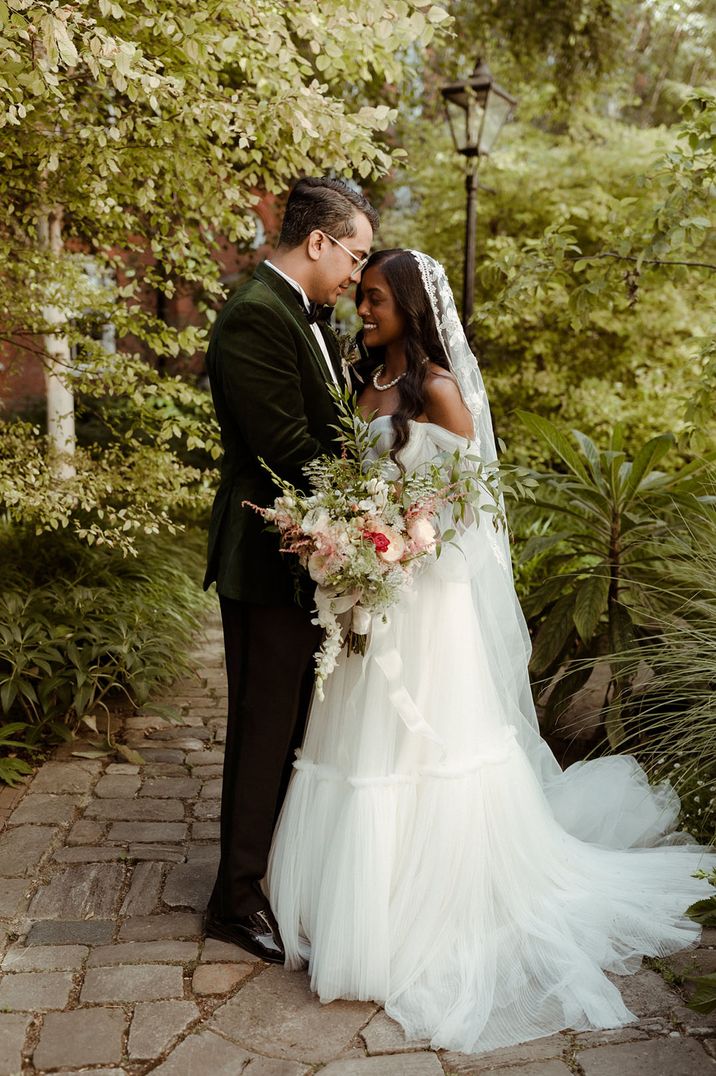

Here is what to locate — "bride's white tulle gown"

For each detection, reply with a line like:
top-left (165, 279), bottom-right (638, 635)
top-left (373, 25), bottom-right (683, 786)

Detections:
top-left (267, 415), bottom-right (714, 1056)
top-left (268, 245), bottom-right (714, 1054)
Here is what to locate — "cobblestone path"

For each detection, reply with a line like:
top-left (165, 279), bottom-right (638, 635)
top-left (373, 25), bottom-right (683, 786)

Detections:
top-left (0, 611), bottom-right (714, 1074)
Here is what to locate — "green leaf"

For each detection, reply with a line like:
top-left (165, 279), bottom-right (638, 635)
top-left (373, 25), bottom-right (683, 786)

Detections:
top-left (543, 661), bottom-right (594, 728)
top-left (529, 592), bottom-right (578, 676)
top-left (0, 681), bottom-right (18, 713)
top-left (609, 601), bottom-right (635, 657)
top-left (115, 744), bottom-right (145, 765)
top-left (603, 698), bottom-right (626, 749)
top-left (686, 974), bottom-right (716, 1015)
top-left (518, 532), bottom-right (570, 564)
top-left (573, 571), bottom-right (610, 642)
top-left (623, 434), bottom-right (675, 501)
top-left (521, 574), bottom-right (576, 619)
top-left (686, 898), bottom-right (716, 927)
top-left (517, 413), bottom-right (592, 485)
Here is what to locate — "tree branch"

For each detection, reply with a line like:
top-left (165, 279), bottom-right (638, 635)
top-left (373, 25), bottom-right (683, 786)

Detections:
top-left (569, 252), bottom-right (716, 271)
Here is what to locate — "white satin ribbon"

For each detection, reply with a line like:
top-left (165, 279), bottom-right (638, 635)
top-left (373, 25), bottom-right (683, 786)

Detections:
top-left (369, 612), bottom-right (445, 747)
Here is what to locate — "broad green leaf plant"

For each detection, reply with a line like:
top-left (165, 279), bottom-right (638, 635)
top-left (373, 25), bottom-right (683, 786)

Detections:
top-left (516, 411), bottom-right (714, 747)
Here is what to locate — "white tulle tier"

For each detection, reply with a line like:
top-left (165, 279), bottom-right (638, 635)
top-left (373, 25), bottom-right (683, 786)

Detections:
top-left (267, 419), bottom-right (715, 1055)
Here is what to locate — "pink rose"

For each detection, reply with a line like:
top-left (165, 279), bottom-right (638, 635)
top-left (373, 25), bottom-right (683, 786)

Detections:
top-left (407, 517), bottom-right (436, 550)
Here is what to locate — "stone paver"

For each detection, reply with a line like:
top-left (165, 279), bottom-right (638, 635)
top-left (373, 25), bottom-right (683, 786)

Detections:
top-left (319, 1056), bottom-right (444, 1075)
top-left (163, 860), bottom-right (214, 910)
top-left (128, 842), bottom-right (186, 861)
top-left (51, 1069), bottom-right (127, 1076)
top-left (0, 969), bottom-right (74, 1010)
top-left (85, 796), bottom-right (184, 820)
top-left (30, 760), bottom-right (98, 794)
top-left (8, 793), bottom-right (83, 824)
top-left (0, 1013), bottom-right (31, 1076)
top-left (128, 999), bottom-right (200, 1059)
top-left (87, 940), bottom-right (198, 966)
top-left (440, 1032), bottom-right (569, 1071)
top-left (33, 1008), bottom-right (126, 1069)
top-left (200, 777), bottom-right (223, 798)
top-left (25, 918), bottom-right (114, 945)
top-left (193, 798), bottom-right (220, 819)
top-left (192, 820), bottom-right (220, 838)
top-left (108, 821), bottom-right (188, 842)
top-left (191, 961), bottom-right (253, 994)
top-left (192, 765), bottom-right (224, 779)
top-left (80, 963), bottom-right (184, 1002)
top-left (577, 1037), bottom-right (716, 1075)
top-left (2, 943), bottom-right (88, 971)
top-left (210, 964), bottom-right (378, 1063)
top-left (201, 936), bottom-right (261, 963)
top-left (0, 825), bottom-right (58, 876)
top-left (138, 748), bottom-right (186, 763)
top-left (244, 1061), bottom-right (311, 1076)
top-left (0, 615), bottom-right (711, 1076)
top-left (362, 1009), bottom-right (430, 1054)
top-left (488, 1065), bottom-right (573, 1076)
top-left (608, 968), bottom-right (679, 1017)
top-left (0, 877), bottom-right (31, 917)
top-left (140, 776), bottom-right (201, 798)
top-left (67, 819), bottom-right (106, 844)
top-left (53, 845), bottom-right (125, 862)
top-left (95, 773), bottom-right (141, 797)
top-left (118, 911), bottom-right (203, 941)
top-left (152, 1030), bottom-right (252, 1074)
top-left (186, 749), bottom-right (226, 767)
top-left (29, 862), bottom-right (125, 919)
top-left (120, 860), bottom-right (163, 915)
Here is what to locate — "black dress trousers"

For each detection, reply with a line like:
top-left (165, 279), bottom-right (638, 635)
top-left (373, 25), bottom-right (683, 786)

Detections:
top-left (207, 595), bottom-right (322, 920)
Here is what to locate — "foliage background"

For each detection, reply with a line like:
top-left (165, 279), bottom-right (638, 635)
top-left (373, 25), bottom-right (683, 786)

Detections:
top-left (1, 0), bottom-right (714, 842)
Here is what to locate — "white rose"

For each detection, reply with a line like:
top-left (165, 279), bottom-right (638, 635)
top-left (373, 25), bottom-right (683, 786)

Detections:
top-left (302, 507), bottom-right (330, 535)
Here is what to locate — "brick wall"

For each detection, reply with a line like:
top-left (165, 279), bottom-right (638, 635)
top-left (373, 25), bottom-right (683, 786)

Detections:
top-left (1, 193), bottom-right (280, 410)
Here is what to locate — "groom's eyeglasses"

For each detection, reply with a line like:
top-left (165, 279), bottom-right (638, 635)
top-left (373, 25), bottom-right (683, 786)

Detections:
top-left (320, 231), bottom-right (369, 280)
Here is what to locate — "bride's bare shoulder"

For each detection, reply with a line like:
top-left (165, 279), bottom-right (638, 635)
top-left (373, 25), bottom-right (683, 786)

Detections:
top-left (423, 365), bottom-right (474, 438)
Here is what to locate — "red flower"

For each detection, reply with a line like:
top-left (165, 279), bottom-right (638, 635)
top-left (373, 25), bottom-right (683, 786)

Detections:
top-left (363, 530), bottom-right (390, 553)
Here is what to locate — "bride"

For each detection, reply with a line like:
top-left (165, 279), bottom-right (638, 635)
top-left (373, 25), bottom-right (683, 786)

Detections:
top-left (266, 248), bottom-right (715, 1055)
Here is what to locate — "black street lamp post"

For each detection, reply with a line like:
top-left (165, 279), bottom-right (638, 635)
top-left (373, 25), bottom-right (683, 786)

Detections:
top-left (441, 59), bottom-right (516, 341)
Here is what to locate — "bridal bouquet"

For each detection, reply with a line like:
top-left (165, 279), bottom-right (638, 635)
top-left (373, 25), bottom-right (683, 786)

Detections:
top-left (249, 392), bottom-right (504, 698)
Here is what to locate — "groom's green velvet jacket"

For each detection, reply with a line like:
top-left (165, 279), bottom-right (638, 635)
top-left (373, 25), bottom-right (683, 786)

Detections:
top-left (203, 263), bottom-right (343, 605)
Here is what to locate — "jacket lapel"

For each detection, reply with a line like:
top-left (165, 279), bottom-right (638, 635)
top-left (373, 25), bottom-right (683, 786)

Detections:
top-left (253, 263), bottom-right (342, 390)
top-left (318, 324), bottom-right (346, 389)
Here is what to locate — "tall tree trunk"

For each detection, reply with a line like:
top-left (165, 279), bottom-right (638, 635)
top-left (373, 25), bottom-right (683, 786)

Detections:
top-left (38, 205), bottom-right (76, 479)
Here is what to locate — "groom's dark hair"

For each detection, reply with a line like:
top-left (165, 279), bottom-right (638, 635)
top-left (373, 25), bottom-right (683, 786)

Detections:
top-left (279, 177), bottom-right (379, 248)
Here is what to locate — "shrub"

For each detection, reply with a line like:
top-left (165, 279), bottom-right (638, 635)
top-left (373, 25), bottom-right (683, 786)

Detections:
top-left (515, 413), bottom-right (714, 747)
top-left (0, 526), bottom-right (213, 784)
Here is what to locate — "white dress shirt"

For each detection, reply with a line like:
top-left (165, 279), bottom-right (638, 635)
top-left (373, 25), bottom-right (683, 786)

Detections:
top-left (264, 260), bottom-right (339, 390)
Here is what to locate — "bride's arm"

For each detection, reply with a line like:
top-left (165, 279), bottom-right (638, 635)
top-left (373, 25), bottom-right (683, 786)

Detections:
top-left (423, 370), bottom-right (475, 439)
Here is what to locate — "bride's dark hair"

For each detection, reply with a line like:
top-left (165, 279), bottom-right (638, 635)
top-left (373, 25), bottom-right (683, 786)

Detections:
top-left (354, 249), bottom-right (450, 461)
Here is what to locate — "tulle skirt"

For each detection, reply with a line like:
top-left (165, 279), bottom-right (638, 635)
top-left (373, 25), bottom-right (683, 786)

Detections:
top-left (267, 560), bottom-right (715, 1055)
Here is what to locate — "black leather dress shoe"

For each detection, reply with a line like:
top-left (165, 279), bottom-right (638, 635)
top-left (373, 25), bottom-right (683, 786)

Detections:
top-left (204, 907), bottom-right (285, 964)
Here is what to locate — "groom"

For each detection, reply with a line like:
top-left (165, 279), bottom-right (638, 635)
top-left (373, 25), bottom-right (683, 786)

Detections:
top-left (203, 177), bottom-right (378, 962)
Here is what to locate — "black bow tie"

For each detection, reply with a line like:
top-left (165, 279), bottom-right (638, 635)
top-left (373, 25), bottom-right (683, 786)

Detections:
top-left (287, 287), bottom-right (330, 325)
top-left (305, 300), bottom-right (333, 325)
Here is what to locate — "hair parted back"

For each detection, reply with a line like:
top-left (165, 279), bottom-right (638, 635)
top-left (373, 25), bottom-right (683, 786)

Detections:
top-left (279, 177), bottom-right (379, 249)
top-left (354, 249), bottom-right (451, 464)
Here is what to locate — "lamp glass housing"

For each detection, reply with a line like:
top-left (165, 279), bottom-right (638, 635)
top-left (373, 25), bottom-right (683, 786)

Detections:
top-left (441, 61), bottom-right (516, 158)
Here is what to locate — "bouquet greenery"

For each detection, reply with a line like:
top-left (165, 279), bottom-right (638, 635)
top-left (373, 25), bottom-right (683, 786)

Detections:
top-left (250, 391), bottom-right (514, 697)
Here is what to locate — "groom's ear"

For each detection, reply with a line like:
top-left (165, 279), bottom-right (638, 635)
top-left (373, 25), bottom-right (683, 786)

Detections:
top-left (306, 230), bottom-right (325, 263)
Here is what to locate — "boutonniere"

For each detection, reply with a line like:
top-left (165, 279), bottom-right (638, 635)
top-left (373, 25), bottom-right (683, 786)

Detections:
top-left (337, 332), bottom-right (364, 384)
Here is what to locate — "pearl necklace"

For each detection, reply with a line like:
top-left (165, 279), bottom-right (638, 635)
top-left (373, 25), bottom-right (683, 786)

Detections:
top-left (372, 364), bottom-right (406, 391)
